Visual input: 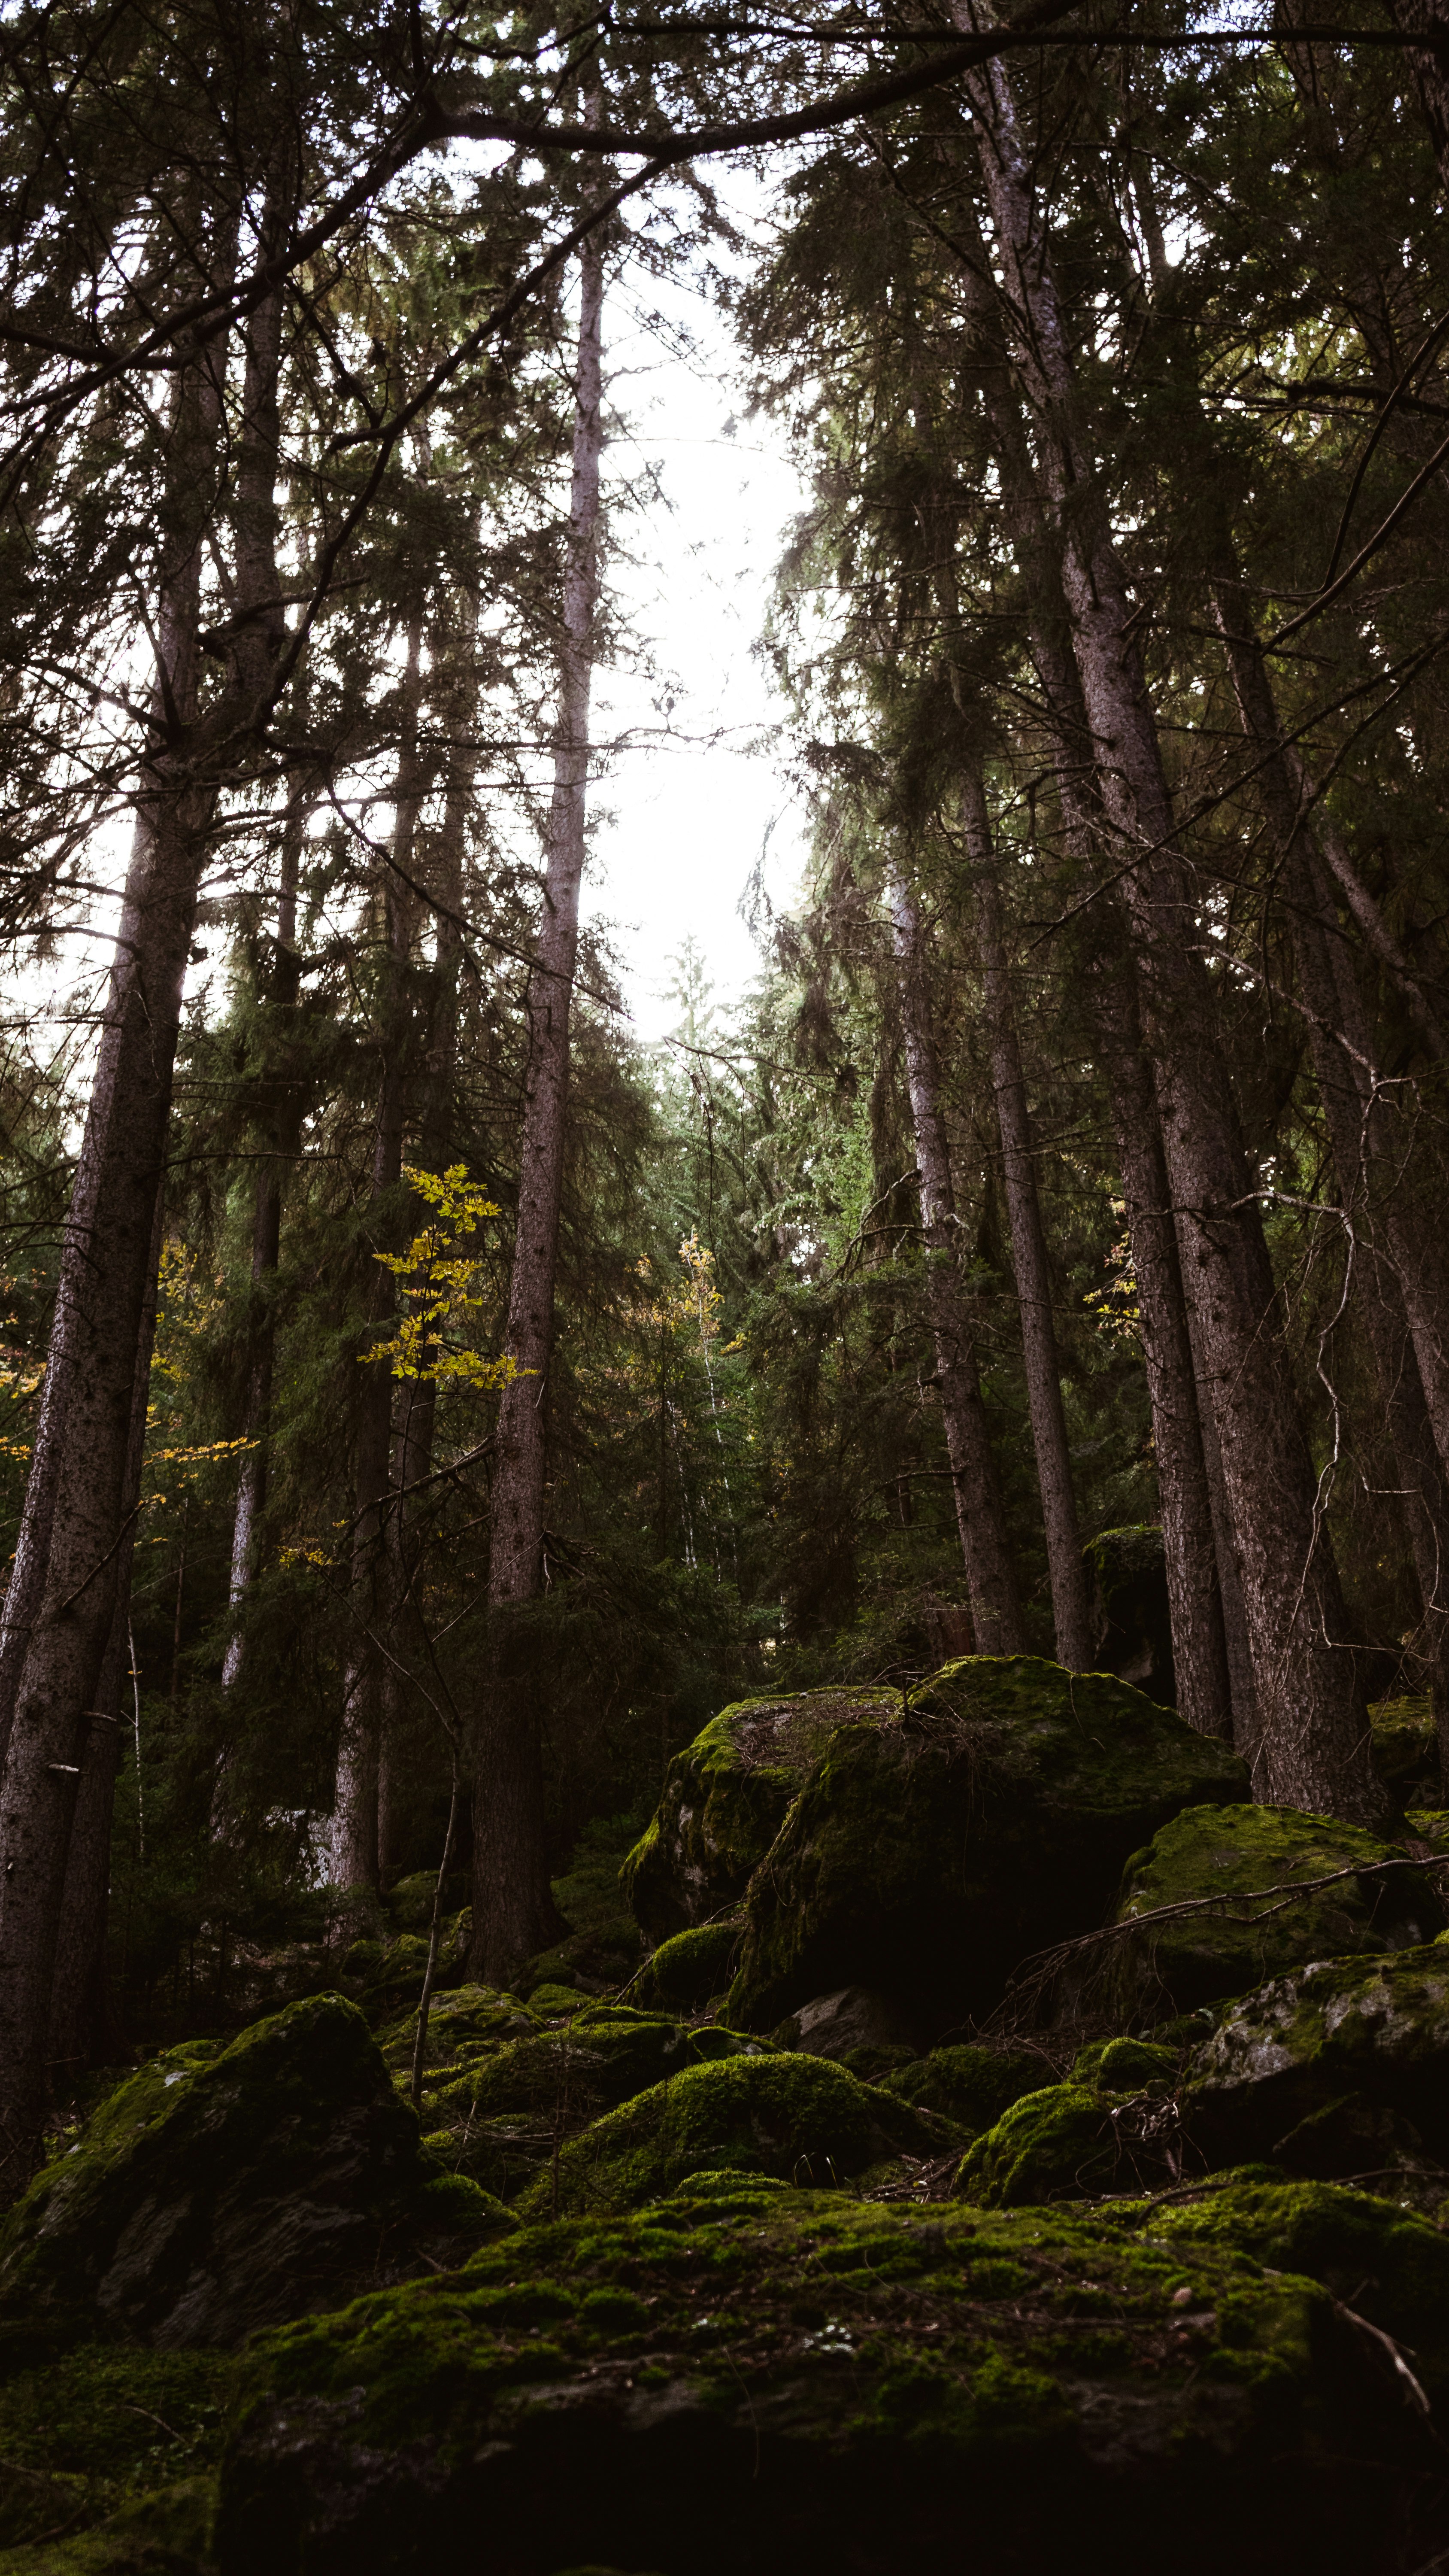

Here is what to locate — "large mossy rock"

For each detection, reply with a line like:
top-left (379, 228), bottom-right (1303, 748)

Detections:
top-left (726, 1657), bottom-right (1249, 2034)
top-left (1088, 1803), bottom-right (1440, 2029)
top-left (213, 2185), bottom-right (1436, 2576)
top-left (419, 2006), bottom-right (751, 2205)
top-left (621, 1686), bottom-right (901, 1941)
top-left (514, 2050), bottom-right (946, 2216)
top-left (631, 1919), bottom-right (743, 2014)
top-left (1146, 2176), bottom-right (1449, 2407)
top-left (1084, 1523), bottom-right (1174, 1704)
top-left (1184, 1940), bottom-right (1449, 2175)
top-left (880, 2042), bottom-right (1051, 2134)
top-left (0, 1996), bottom-right (501, 2362)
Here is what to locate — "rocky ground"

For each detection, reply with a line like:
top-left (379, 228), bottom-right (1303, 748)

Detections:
top-left (2, 1654), bottom-right (1448, 2573)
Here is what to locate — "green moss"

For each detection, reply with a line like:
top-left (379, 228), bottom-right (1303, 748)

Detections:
top-left (1370, 1695), bottom-right (1438, 1793)
top-left (0, 2342), bottom-right (230, 2557)
top-left (1142, 2177), bottom-right (1449, 2404)
top-left (214, 2190), bottom-right (1418, 2573)
top-left (955, 2087), bottom-right (1125, 2207)
top-left (0, 2479), bottom-right (215, 2574)
top-left (620, 1687), bottom-right (902, 1941)
top-left (882, 2045), bottom-right (1051, 2133)
top-left (374, 1983), bottom-right (540, 2080)
top-left (1070, 2038), bottom-right (1178, 2094)
top-left (727, 1658), bottom-right (1249, 2034)
top-left (527, 1983), bottom-right (589, 2016)
top-left (1185, 1940), bottom-right (1449, 2172)
top-left (633, 1921), bottom-right (744, 2013)
top-left (0, 1995), bottom-right (466, 2358)
top-left (417, 2011), bottom-right (752, 2206)
top-left (514, 2049), bottom-right (943, 2216)
top-left (1089, 1804), bottom-right (1438, 2029)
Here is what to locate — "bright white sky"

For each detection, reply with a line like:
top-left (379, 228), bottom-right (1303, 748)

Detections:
top-left (582, 189), bottom-right (812, 1042)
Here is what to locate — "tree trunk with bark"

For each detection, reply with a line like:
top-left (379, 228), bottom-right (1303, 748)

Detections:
top-left (951, 199), bottom-right (1236, 1735)
top-left (958, 37), bottom-right (1384, 1821)
top-left (377, 574), bottom-right (478, 1873)
top-left (0, 307), bottom-right (233, 2170)
top-left (887, 862), bottom-right (1023, 1655)
top-left (962, 769), bottom-right (1092, 1669)
top-left (331, 626), bottom-right (424, 1888)
top-left (1213, 574), bottom-right (1449, 1775)
top-left (45, 1190), bottom-right (166, 2076)
top-left (221, 788), bottom-right (306, 1697)
top-left (469, 219), bottom-right (604, 1984)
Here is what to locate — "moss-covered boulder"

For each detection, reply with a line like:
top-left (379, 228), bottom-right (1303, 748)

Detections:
top-left (1370, 1693), bottom-right (1439, 1798)
top-left (418, 2008), bottom-right (752, 2205)
top-left (514, 2050), bottom-right (945, 2215)
top-left (727, 1657), bottom-right (1249, 2034)
top-left (0, 2343), bottom-right (229, 2560)
top-left (632, 1920), bottom-right (743, 2014)
top-left (1087, 1804), bottom-right (1440, 2029)
top-left (621, 1687), bottom-right (902, 1941)
top-left (0, 1996), bottom-right (500, 2361)
top-left (214, 2189), bottom-right (1435, 2576)
top-left (1184, 1940), bottom-right (1449, 2175)
top-left (1084, 1523), bottom-right (1173, 1704)
top-left (375, 1983), bottom-right (541, 2086)
top-left (1143, 2176), bottom-right (1449, 2406)
top-left (880, 2042), bottom-right (1053, 2135)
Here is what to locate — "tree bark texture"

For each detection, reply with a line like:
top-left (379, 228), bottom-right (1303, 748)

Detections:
top-left (0, 317), bottom-right (232, 2166)
top-left (887, 863), bottom-right (1023, 1655)
top-left (331, 626), bottom-right (424, 1888)
top-left (958, 39), bottom-right (1384, 1822)
top-left (221, 788), bottom-right (306, 1695)
top-left (470, 221), bottom-right (604, 1984)
top-left (962, 772), bottom-right (1092, 1669)
top-left (1092, 939), bottom-right (1238, 1737)
top-left (45, 1188), bottom-right (165, 2077)
top-left (952, 214), bottom-right (1235, 1734)
top-left (1213, 577), bottom-right (1449, 1773)
top-left (378, 573), bottom-right (478, 1872)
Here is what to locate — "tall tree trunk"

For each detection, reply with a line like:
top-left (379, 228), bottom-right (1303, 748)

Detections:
top-left (469, 220), bottom-right (603, 1983)
top-left (45, 1191), bottom-right (166, 2076)
top-left (0, 302), bottom-right (233, 2169)
top-left (958, 38), bottom-right (1384, 1821)
top-left (377, 574), bottom-right (477, 1873)
top-left (950, 202), bottom-right (1236, 1735)
top-left (963, 769), bottom-right (1092, 1668)
top-left (330, 626), bottom-right (424, 1888)
top-left (886, 861), bottom-right (1023, 1655)
top-left (1213, 574), bottom-right (1449, 1774)
top-left (221, 789), bottom-right (306, 1695)
top-left (1091, 938), bottom-right (1240, 1737)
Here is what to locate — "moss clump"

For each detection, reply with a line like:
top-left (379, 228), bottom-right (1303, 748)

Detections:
top-left (634, 1921), bottom-right (744, 2014)
top-left (1370, 1695), bottom-right (1438, 1796)
top-left (0, 2341), bottom-right (229, 2557)
top-left (419, 2011), bottom-right (751, 2205)
top-left (727, 1658), bottom-right (1248, 2034)
top-left (214, 2190), bottom-right (1428, 2575)
top-left (882, 2045), bottom-right (1052, 2134)
top-left (1184, 1941), bottom-right (1449, 2173)
top-left (1083, 1524), bottom-right (1173, 1705)
top-left (0, 1995), bottom-right (488, 2360)
top-left (621, 1687), bottom-right (902, 1942)
top-left (1071, 2037), bottom-right (1178, 2094)
top-left (1140, 2176), bottom-right (1449, 2405)
top-left (1086, 1804), bottom-right (1440, 2030)
top-left (374, 1983), bottom-right (541, 2081)
top-left (954, 2087), bottom-right (1124, 2207)
top-left (514, 2050), bottom-right (943, 2215)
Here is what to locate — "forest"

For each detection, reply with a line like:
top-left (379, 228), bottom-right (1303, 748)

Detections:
top-left (0, 0), bottom-right (1449, 2567)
